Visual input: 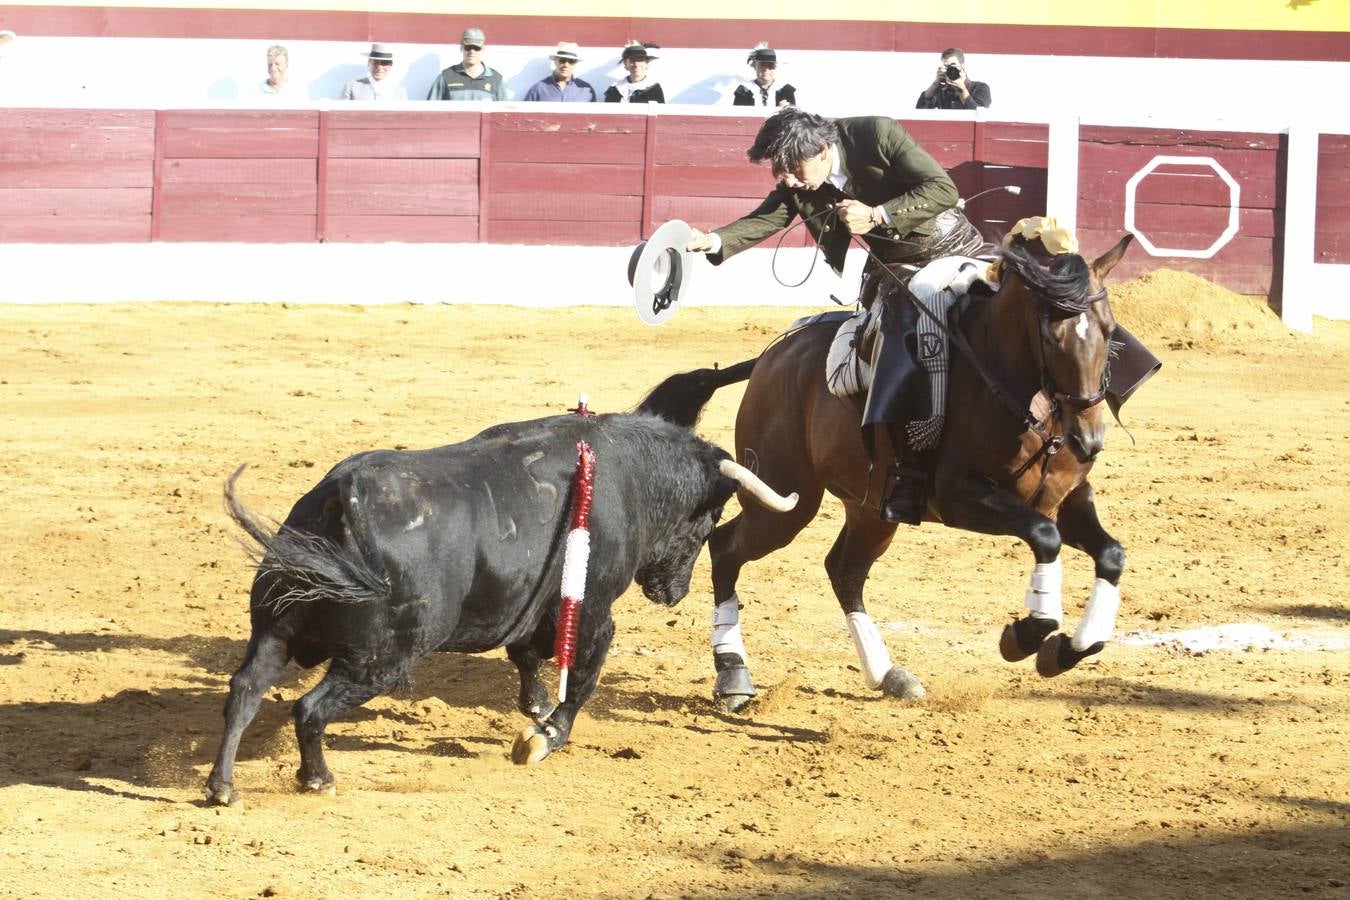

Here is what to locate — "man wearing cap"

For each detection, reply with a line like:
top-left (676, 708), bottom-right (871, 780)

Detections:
top-left (523, 42), bottom-right (596, 102)
top-left (341, 43), bottom-right (407, 100)
top-left (604, 41), bottom-right (664, 104)
top-left (427, 28), bottom-right (506, 101)
top-left (685, 107), bottom-right (986, 525)
top-left (733, 43), bottom-right (795, 108)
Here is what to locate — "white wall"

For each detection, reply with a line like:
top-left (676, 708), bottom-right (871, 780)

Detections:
top-left (0, 34), bottom-right (1347, 122)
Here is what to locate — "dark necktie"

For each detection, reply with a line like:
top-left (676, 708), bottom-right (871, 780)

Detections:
top-left (759, 86), bottom-right (769, 106)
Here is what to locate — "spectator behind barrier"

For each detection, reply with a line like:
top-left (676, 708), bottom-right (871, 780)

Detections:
top-left (915, 47), bottom-right (991, 110)
top-left (340, 43), bottom-right (407, 100)
top-left (427, 27), bottom-right (506, 101)
top-left (733, 43), bottom-right (795, 108)
top-left (604, 41), bottom-right (664, 104)
top-left (523, 42), bottom-right (596, 102)
top-left (257, 44), bottom-right (302, 98)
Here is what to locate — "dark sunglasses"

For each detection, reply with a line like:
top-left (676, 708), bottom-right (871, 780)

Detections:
top-left (462, 44), bottom-right (482, 51)
top-left (370, 58), bottom-right (393, 65)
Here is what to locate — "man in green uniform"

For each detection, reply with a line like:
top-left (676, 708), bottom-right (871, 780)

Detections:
top-left (686, 107), bottom-right (986, 524)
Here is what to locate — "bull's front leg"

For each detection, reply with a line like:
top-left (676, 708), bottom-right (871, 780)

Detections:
top-left (1035, 481), bottom-right (1125, 677)
top-left (932, 469), bottom-right (1065, 664)
top-left (511, 611), bottom-right (614, 765)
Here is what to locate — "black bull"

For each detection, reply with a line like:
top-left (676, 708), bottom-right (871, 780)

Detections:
top-left (206, 412), bottom-right (796, 806)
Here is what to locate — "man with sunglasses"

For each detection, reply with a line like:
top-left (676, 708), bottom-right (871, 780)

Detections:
top-left (427, 28), bottom-right (506, 101)
top-left (732, 43), bottom-right (795, 108)
top-left (523, 42), bottom-right (596, 102)
top-left (685, 108), bottom-right (985, 525)
top-left (341, 43), bottom-right (406, 100)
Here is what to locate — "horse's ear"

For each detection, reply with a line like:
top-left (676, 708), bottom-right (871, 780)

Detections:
top-left (1092, 234), bottom-right (1134, 282)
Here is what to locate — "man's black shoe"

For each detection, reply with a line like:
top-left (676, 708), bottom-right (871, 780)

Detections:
top-left (881, 466), bottom-right (926, 525)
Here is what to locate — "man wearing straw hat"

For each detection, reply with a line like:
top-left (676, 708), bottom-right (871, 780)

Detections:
top-left (340, 43), bottom-right (407, 100)
top-left (427, 27), bottom-right (506, 101)
top-left (523, 42), bottom-right (597, 102)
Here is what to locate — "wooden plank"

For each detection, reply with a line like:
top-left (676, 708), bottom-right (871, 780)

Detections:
top-left (1314, 179), bottom-right (1350, 205)
top-left (491, 161), bottom-right (642, 194)
top-left (161, 127), bottom-right (319, 159)
top-left (0, 187), bottom-right (151, 216)
top-left (157, 214), bottom-right (317, 242)
top-left (1079, 126), bottom-right (1282, 152)
top-left (1079, 199), bottom-right (1276, 237)
top-left (484, 192), bottom-right (641, 222)
top-left (654, 132), bottom-right (764, 167)
top-left (327, 128), bottom-right (481, 159)
top-left (325, 183), bottom-right (477, 216)
top-left (653, 165), bottom-right (775, 198)
top-left (490, 113), bottom-right (645, 136)
top-left (158, 184), bottom-right (317, 216)
top-left (326, 157), bottom-right (478, 185)
top-left (897, 120), bottom-right (978, 143)
top-left (1077, 170), bottom-right (1278, 209)
top-left (161, 158), bottom-right (316, 184)
top-left (0, 160), bottom-right (153, 188)
top-left (488, 219), bottom-right (641, 246)
top-left (326, 111), bottom-right (481, 135)
top-left (1078, 142), bottom-right (1278, 177)
top-left (0, 216), bottom-right (151, 243)
top-left (1314, 230), bottom-right (1350, 264)
top-left (0, 127), bottom-right (155, 161)
top-left (489, 130), bottom-right (647, 165)
top-left (324, 215), bottom-right (479, 243)
top-left (0, 108), bottom-right (154, 129)
top-left (655, 117), bottom-right (766, 138)
top-left (979, 137), bottom-right (1050, 167)
top-left (161, 110), bottom-right (318, 129)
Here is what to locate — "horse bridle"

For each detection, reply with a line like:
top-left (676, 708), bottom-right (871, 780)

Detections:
top-left (1033, 296), bottom-right (1112, 414)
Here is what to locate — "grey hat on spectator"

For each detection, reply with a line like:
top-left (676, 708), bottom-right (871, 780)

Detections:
top-left (365, 42), bottom-right (394, 62)
top-left (550, 41), bottom-right (582, 62)
top-left (462, 27), bottom-right (485, 46)
top-left (747, 42), bottom-right (777, 64)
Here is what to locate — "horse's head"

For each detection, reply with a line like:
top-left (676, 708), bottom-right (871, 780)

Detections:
top-left (999, 235), bottom-right (1133, 463)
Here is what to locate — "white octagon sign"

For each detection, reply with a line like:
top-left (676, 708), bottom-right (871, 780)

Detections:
top-left (1124, 155), bottom-right (1241, 259)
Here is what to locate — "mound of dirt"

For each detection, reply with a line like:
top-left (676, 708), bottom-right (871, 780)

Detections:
top-left (1109, 268), bottom-right (1292, 346)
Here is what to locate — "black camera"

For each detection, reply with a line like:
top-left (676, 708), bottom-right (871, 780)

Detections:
top-left (944, 63), bottom-right (962, 81)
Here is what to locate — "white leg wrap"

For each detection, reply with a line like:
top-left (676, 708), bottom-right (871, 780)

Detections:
top-left (846, 612), bottom-right (894, 690)
top-left (711, 595), bottom-right (747, 660)
top-left (1071, 579), bottom-right (1121, 651)
top-left (1024, 559), bottom-right (1064, 621)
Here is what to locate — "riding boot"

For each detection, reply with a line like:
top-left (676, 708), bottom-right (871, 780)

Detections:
top-left (880, 424), bottom-right (928, 526)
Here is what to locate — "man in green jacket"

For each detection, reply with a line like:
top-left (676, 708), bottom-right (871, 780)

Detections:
top-left (686, 108), bottom-right (986, 525)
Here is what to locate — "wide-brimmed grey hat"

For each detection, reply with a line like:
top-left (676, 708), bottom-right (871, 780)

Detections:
top-left (461, 28), bottom-right (485, 46)
top-left (550, 41), bottom-right (582, 62)
top-left (365, 42), bottom-right (394, 62)
top-left (629, 220), bottom-right (697, 326)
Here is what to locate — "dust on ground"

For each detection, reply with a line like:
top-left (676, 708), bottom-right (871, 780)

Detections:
top-left (1, 270), bottom-right (1347, 898)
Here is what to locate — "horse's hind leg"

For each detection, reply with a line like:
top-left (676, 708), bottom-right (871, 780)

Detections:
top-left (708, 484), bottom-right (824, 712)
top-left (825, 505), bottom-right (925, 700)
top-left (1036, 482), bottom-right (1125, 677)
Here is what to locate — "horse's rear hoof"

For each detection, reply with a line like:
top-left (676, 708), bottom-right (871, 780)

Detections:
top-left (512, 724), bottom-right (552, 765)
top-left (879, 666), bottom-right (926, 701)
top-left (1035, 634), bottom-right (1104, 677)
top-left (1000, 617), bottom-right (1058, 662)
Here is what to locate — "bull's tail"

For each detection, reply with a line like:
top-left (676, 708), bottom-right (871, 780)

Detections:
top-left (637, 358), bottom-right (757, 428)
top-left (225, 465), bottom-right (389, 610)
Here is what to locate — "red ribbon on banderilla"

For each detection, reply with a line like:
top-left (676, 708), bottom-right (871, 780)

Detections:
top-left (554, 432), bottom-right (597, 702)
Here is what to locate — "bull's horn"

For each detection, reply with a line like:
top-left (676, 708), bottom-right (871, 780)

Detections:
top-left (719, 459), bottom-right (799, 512)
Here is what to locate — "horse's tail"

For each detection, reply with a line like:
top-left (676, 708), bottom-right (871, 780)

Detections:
top-left (638, 358), bottom-right (758, 428)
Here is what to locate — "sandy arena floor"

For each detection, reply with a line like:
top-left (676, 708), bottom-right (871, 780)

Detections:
top-left (0, 271), bottom-right (1347, 898)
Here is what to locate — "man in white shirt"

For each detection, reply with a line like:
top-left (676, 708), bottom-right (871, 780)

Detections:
top-left (341, 43), bottom-right (407, 100)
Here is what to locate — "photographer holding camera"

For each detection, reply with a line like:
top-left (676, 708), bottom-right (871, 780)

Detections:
top-left (916, 47), bottom-right (990, 110)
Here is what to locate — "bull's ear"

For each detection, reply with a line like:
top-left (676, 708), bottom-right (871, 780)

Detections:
top-left (1092, 234), bottom-right (1133, 282)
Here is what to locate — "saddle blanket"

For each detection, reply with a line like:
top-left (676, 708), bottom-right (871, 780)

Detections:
top-left (824, 255), bottom-right (1000, 450)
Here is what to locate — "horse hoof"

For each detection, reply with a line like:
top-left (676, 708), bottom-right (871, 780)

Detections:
top-left (717, 693), bottom-right (755, 715)
top-left (512, 725), bottom-right (552, 766)
top-left (879, 666), bottom-right (926, 701)
top-left (1035, 634), bottom-right (1104, 677)
top-left (1000, 617), bottom-right (1058, 662)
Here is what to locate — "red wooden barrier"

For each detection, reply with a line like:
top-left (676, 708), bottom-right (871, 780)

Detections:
top-left (1316, 134), bottom-right (1350, 265)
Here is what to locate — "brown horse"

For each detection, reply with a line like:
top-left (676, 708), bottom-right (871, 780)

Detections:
top-left (639, 235), bottom-right (1134, 710)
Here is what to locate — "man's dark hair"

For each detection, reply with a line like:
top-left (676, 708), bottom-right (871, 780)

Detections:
top-left (942, 47), bottom-right (966, 63)
top-left (746, 108), bottom-right (839, 175)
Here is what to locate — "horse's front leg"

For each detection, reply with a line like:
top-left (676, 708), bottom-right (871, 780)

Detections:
top-left (932, 470), bottom-right (1066, 665)
top-left (1034, 481), bottom-right (1126, 677)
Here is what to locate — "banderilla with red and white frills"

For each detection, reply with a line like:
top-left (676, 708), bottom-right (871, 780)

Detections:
top-left (554, 438), bottom-right (596, 702)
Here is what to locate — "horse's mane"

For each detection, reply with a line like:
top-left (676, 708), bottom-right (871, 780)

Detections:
top-left (998, 242), bottom-right (1098, 317)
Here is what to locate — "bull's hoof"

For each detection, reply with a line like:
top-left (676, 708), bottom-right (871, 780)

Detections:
top-left (713, 661), bottom-right (756, 714)
top-left (1035, 634), bottom-right (1105, 677)
top-left (879, 666), bottom-right (926, 701)
top-left (204, 782), bottom-right (243, 808)
top-left (297, 774), bottom-right (336, 795)
top-left (1000, 616), bottom-right (1059, 662)
top-left (511, 724), bottom-right (553, 766)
